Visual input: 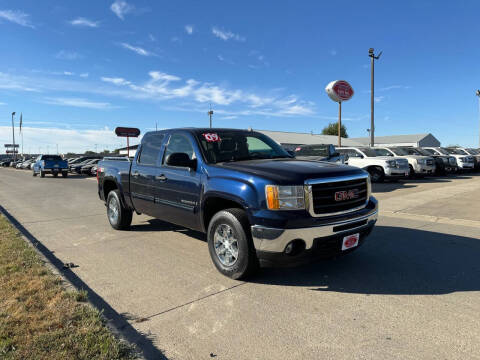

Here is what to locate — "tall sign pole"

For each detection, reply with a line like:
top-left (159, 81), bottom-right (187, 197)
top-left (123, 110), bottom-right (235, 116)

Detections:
top-left (115, 127), bottom-right (141, 158)
top-left (368, 48), bottom-right (382, 147)
top-left (325, 80), bottom-right (354, 148)
top-left (11, 112), bottom-right (16, 161)
top-left (476, 90), bottom-right (480, 148)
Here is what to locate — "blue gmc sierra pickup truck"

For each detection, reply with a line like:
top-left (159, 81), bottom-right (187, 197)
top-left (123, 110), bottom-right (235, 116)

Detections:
top-left (97, 128), bottom-right (378, 279)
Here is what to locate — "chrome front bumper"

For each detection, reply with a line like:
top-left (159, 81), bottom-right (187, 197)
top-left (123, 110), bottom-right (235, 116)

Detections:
top-left (251, 198), bottom-right (378, 253)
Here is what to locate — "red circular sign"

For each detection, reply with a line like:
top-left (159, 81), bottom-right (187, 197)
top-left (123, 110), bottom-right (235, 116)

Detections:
top-left (325, 80), bottom-right (354, 102)
top-left (332, 80), bottom-right (354, 101)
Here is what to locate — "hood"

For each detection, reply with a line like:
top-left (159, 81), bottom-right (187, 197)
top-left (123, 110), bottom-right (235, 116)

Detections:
top-left (214, 159), bottom-right (364, 184)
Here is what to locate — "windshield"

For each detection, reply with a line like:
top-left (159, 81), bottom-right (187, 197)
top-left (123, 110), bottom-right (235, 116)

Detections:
top-left (420, 148), bottom-right (435, 155)
top-left (197, 131), bottom-right (292, 163)
top-left (358, 148), bottom-right (378, 157)
top-left (295, 145), bottom-right (329, 157)
top-left (41, 155), bottom-right (62, 161)
top-left (446, 148), bottom-right (467, 155)
top-left (389, 147), bottom-right (409, 156)
top-left (467, 148), bottom-right (479, 155)
top-left (373, 148), bottom-right (393, 157)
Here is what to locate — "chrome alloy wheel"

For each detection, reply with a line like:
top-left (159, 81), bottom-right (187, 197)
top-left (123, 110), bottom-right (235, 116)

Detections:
top-left (213, 224), bottom-right (239, 267)
top-left (107, 196), bottom-right (119, 224)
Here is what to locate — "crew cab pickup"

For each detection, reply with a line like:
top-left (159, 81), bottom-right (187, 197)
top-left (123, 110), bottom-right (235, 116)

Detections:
top-left (97, 128), bottom-right (378, 279)
top-left (337, 147), bottom-right (409, 182)
top-left (32, 155), bottom-right (68, 178)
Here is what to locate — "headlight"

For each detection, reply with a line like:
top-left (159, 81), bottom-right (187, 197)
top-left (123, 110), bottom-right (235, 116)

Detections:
top-left (417, 158), bottom-right (426, 165)
top-left (386, 160), bottom-right (396, 167)
top-left (265, 185), bottom-right (305, 210)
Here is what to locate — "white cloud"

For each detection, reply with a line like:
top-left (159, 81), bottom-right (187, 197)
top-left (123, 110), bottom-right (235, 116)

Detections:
top-left (217, 54), bottom-right (234, 65)
top-left (0, 9), bottom-right (34, 28)
top-left (120, 42), bottom-right (154, 56)
top-left (69, 17), bottom-right (99, 28)
top-left (212, 27), bottom-right (245, 42)
top-left (0, 72), bottom-right (39, 92)
top-left (379, 85), bottom-right (411, 91)
top-left (374, 96), bottom-right (385, 103)
top-left (0, 102), bottom-right (6, 106)
top-left (101, 76), bottom-right (131, 85)
top-left (0, 125), bottom-right (124, 153)
top-left (110, 0), bottom-right (133, 20)
top-left (42, 97), bottom-right (114, 110)
top-left (56, 50), bottom-right (82, 60)
top-left (185, 25), bottom-right (194, 34)
top-left (80, 73), bottom-right (89, 78)
top-left (329, 49), bottom-right (337, 56)
top-left (149, 33), bottom-right (156, 41)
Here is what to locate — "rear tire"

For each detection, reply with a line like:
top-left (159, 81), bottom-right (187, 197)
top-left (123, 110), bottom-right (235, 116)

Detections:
top-left (106, 190), bottom-right (133, 230)
top-left (32, 170), bottom-right (37, 177)
top-left (409, 165), bottom-right (416, 179)
top-left (207, 208), bottom-right (259, 279)
top-left (62, 172), bottom-right (68, 178)
top-left (40, 171), bottom-right (45, 178)
top-left (368, 167), bottom-right (385, 183)
top-left (52, 173), bottom-right (58, 178)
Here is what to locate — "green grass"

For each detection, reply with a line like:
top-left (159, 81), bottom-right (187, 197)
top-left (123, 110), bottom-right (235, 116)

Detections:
top-left (0, 215), bottom-right (136, 360)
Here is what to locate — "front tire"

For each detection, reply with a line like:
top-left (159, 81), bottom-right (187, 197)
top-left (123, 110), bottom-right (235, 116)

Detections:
top-left (62, 172), bottom-right (68, 178)
top-left (106, 190), bottom-right (133, 230)
top-left (52, 172), bottom-right (58, 178)
top-left (368, 167), bottom-right (385, 183)
top-left (207, 208), bottom-right (259, 279)
top-left (32, 170), bottom-right (37, 177)
top-left (40, 171), bottom-right (45, 178)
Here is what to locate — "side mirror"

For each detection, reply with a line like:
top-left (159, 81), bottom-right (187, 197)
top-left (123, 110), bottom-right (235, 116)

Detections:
top-left (332, 152), bottom-right (340, 157)
top-left (166, 152), bottom-right (196, 170)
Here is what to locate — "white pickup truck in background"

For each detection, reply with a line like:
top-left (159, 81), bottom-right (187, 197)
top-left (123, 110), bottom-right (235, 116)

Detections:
top-left (373, 146), bottom-right (435, 177)
top-left (446, 147), bottom-right (480, 170)
top-left (424, 147), bottom-right (475, 171)
top-left (337, 147), bottom-right (409, 182)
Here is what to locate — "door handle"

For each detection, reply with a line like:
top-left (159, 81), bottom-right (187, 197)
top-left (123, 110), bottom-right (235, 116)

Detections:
top-left (155, 174), bottom-right (167, 181)
top-left (132, 171), bottom-right (140, 178)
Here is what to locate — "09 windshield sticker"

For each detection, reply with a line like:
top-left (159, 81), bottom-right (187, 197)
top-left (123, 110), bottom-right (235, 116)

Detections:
top-left (202, 133), bottom-right (221, 142)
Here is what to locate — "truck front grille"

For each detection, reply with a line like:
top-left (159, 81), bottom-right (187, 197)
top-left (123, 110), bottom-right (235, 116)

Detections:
top-left (308, 176), bottom-right (368, 216)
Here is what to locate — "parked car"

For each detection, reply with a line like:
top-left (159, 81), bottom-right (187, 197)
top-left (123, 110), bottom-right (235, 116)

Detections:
top-left (90, 164), bottom-right (98, 176)
top-left (68, 156), bottom-right (100, 171)
top-left (32, 155), bottom-right (69, 177)
top-left (449, 147), bottom-right (480, 171)
top-left (293, 144), bottom-right (346, 164)
top-left (336, 147), bottom-right (409, 182)
top-left (20, 159), bottom-right (34, 169)
top-left (423, 147), bottom-right (474, 171)
top-left (72, 158), bottom-right (99, 174)
top-left (80, 159), bottom-right (101, 175)
top-left (98, 128), bottom-right (378, 279)
top-left (0, 159), bottom-right (12, 167)
top-left (415, 148), bottom-right (457, 175)
top-left (373, 147), bottom-right (435, 177)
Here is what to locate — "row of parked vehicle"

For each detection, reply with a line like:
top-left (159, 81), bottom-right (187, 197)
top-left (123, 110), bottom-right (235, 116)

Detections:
top-left (292, 145), bottom-right (480, 182)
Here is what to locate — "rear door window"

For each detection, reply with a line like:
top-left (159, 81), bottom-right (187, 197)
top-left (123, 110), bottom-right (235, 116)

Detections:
top-left (137, 133), bottom-right (165, 166)
top-left (163, 133), bottom-right (195, 164)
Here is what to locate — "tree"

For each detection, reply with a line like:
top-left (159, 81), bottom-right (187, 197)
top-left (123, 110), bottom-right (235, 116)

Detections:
top-left (321, 122), bottom-right (348, 138)
top-left (84, 150), bottom-right (96, 155)
top-left (102, 149), bottom-right (111, 154)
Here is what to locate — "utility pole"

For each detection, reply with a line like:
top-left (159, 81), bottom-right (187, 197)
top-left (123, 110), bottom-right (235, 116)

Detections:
top-left (11, 112), bottom-right (16, 161)
top-left (208, 103), bottom-right (213, 128)
top-left (338, 101), bottom-right (342, 147)
top-left (155, 121), bottom-right (158, 131)
top-left (368, 48), bottom-right (382, 147)
top-left (56, 144), bottom-right (59, 155)
top-left (476, 90), bottom-right (480, 148)
top-left (46, 145), bottom-right (49, 154)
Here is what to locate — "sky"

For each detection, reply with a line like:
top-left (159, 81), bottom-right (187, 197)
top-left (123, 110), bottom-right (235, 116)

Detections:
top-left (1, 0), bottom-right (480, 154)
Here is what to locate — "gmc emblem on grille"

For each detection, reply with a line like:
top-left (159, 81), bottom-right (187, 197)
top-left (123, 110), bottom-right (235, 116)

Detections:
top-left (334, 189), bottom-right (359, 201)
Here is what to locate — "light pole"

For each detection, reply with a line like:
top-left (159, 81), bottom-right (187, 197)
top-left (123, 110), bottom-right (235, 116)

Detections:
top-left (208, 110), bottom-right (214, 128)
top-left (368, 48), bottom-right (382, 147)
top-left (11, 112), bottom-right (16, 161)
top-left (476, 90), bottom-right (480, 148)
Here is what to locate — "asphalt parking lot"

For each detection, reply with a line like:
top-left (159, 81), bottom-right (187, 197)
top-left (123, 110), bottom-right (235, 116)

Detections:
top-left (1, 168), bottom-right (479, 360)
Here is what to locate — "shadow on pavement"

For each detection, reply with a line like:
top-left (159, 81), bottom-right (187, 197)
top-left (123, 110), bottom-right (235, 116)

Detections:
top-left (252, 225), bottom-right (480, 295)
top-left (131, 218), bottom-right (206, 241)
top-left (0, 205), bottom-right (168, 360)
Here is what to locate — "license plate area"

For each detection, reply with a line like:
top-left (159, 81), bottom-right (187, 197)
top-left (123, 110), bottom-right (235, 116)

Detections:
top-left (342, 233), bottom-right (359, 251)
